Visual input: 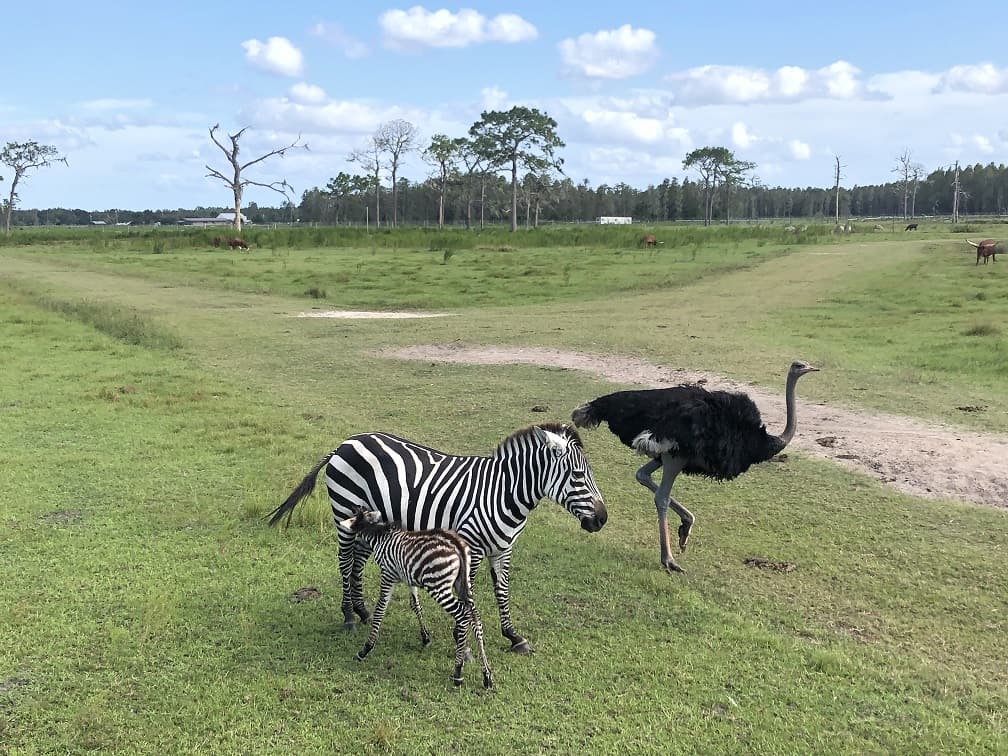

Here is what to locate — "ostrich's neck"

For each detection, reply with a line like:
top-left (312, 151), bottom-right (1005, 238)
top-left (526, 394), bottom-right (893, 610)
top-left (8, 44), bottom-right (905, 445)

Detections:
top-left (770, 373), bottom-right (801, 454)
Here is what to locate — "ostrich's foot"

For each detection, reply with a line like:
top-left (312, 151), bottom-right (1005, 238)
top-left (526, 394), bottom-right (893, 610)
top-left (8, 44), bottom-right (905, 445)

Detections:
top-left (663, 556), bottom-right (686, 574)
top-left (678, 521), bottom-right (693, 552)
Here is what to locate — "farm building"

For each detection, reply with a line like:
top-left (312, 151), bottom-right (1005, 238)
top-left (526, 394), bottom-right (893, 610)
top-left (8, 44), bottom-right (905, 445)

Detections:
top-left (179, 212), bottom-right (248, 227)
top-left (597, 216), bottom-right (632, 224)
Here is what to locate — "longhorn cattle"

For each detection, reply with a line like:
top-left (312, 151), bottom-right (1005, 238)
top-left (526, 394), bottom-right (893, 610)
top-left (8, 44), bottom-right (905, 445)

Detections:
top-left (967, 238), bottom-right (997, 265)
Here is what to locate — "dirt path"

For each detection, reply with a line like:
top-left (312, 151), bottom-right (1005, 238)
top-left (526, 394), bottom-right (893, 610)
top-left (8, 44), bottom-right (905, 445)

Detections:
top-left (383, 344), bottom-right (1008, 509)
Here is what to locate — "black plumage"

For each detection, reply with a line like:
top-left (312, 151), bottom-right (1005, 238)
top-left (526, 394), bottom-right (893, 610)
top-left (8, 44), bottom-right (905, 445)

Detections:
top-left (572, 360), bottom-right (818, 573)
top-left (575, 385), bottom-right (783, 480)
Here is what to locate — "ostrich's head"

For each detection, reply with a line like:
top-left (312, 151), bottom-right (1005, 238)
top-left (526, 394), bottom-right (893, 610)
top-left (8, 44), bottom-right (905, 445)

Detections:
top-left (789, 360), bottom-right (819, 379)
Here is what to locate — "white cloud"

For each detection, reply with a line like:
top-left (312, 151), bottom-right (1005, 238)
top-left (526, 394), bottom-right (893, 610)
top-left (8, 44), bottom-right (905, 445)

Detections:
top-left (379, 7), bottom-right (536, 50)
top-left (973, 134), bottom-right (994, 153)
top-left (559, 25), bottom-right (658, 80)
top-left (480, 86), bottom-right (508, 110)
top-left (242, 37), bottom-right (305, 77)
top-left (938, 63), bottom-right (1008, 94)
top-left (243, 96), bottom-right (422, 136)
top-left (579, 109), bottom-right (668, 144)
top-left (666, 60), bottom-right (872, 104)
top-left (309, 22), bottom-right (369, 58)
top-left (867, 70), bottom-right (941, 97)
top-left (289, 83), bottom-right (327, 106)
top-left (789, 139), bottom-right (811, 160)
top-left (731, 121), bottom-right (757, 149)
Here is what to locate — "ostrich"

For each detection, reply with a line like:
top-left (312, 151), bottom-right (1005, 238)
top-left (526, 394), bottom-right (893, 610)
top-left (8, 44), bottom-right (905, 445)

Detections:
top-left (571, 360), bottom-right (818, 573)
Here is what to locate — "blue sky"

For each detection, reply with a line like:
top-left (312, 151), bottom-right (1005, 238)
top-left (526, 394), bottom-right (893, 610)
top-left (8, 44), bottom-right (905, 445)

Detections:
top-left (4, 1), bottom-right (1008, 211)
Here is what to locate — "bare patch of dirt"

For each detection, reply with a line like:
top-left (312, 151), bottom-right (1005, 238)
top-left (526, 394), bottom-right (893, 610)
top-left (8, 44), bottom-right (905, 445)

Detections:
top-left (39, 509), bottom-right (83, 525)
top-left (290, 586), bottom-right (323, 603)
top-left (743, 556), bottom-right (797, 573)
top-left (296, 310), bottom-right (450, 319)
top-left (381, 344), bottom-right (1008, 509)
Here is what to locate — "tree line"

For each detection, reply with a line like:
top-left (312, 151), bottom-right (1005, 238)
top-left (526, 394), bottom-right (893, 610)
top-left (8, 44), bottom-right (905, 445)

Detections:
top-left (5, 108), bottom-right (1008, 232)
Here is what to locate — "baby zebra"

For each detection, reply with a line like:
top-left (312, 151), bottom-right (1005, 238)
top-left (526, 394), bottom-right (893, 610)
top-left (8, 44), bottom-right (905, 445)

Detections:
top-left (339, 509), bottom-right (493, 689)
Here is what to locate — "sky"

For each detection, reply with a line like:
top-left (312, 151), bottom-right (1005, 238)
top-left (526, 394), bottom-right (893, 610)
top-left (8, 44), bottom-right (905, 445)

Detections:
top-left (3, 0), bottom-right (1008, 211)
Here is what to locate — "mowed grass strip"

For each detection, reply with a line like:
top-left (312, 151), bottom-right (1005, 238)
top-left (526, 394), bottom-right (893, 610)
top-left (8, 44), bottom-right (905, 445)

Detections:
top-left (1, 245), bottom-right (1007, 752)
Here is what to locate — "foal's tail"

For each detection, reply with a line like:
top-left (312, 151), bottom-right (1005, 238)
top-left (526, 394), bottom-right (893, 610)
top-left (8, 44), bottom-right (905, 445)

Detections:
top-left (267, 450), bottom-right (338, 527)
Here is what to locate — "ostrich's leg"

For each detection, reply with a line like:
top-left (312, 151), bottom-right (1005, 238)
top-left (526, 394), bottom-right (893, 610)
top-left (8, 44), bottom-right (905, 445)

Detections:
top-left (656, 455), bottom-right (696, 562)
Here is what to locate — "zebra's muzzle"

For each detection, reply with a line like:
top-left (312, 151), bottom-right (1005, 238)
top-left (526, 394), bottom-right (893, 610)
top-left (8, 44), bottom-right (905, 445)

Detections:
top-left (579, 500), bottom-right (608, 532)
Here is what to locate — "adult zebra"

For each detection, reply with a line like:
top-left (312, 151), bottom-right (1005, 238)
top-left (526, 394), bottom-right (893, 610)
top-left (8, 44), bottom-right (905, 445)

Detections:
top-left (269, 423), bottom-right (608, 653)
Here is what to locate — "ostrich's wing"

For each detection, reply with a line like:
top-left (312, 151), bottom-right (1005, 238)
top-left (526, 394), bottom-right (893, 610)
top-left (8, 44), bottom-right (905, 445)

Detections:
top-left (678, 390), bottom-right (778, 479)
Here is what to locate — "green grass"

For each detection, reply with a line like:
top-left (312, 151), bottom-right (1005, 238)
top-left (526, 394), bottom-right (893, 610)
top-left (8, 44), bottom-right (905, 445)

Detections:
top-left (1, 228), bottom-right (1007, 753)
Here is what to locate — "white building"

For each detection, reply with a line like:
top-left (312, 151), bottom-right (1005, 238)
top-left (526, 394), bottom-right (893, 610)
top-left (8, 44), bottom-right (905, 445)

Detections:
top-left (597, 216), bottom-right (632, 225)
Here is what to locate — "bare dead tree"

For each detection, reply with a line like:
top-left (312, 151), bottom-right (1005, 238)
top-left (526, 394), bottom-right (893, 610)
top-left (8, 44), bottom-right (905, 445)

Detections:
top-left (206, 125), bottom-right (307, 233)
top-left (375, 119), bottom-right (418, 227)
top-left (952, 161), bottom-right (962, 223)
top-left (892, 149), bottom-right (913, 220)
top-left (349, 137), bottom-right (383, 228)
top-left (909, 162), bottom-right (925, 219)
top-left (833, 154), bottom-right (846, 226)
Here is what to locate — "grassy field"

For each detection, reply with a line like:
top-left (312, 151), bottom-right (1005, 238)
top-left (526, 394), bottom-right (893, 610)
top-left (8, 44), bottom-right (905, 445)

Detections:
top-left (1, 225), bottom-right (1006, 753)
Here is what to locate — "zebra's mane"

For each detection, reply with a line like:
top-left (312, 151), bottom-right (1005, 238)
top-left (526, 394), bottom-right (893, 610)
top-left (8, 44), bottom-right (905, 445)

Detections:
top-left (493, 423), bottom-right (583, 457)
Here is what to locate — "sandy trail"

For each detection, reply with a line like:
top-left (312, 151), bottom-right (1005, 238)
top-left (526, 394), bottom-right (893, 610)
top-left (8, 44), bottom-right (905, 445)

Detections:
top-left (383, 344), bottom-right (1008, 509)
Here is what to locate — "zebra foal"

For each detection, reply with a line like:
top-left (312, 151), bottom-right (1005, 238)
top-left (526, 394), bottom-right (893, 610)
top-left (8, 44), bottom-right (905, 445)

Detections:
top-left (340, 508), bottom-right (493, 689)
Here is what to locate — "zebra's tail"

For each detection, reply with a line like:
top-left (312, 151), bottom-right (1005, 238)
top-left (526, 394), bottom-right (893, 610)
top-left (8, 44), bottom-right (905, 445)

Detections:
top-left (267, 450), bottom-right (337, 528)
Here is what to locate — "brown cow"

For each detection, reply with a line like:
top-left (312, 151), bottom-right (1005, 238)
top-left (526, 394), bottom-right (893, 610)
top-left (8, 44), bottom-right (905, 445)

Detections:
top-left (641, 234), bottom-right (658, 248)
top-left (212, 236), bottom-right (224, 247)
top-left (967, 238), bottom-right (997, 265)
top-left (228, 238), bottom-right (250, 251)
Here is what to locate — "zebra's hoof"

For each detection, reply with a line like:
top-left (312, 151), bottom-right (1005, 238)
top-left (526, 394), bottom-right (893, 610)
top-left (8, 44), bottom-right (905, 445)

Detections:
top-left (451, 676), bottom-right (464, 688)
top-left (507, 639), bottom-right (534, 655)
top-left (483, 675), bottom-right (494, 690)
top-left (420, 634), bottom-right (432, 647)
top-left (342, 621), bottom-right (357, 632)
top-left (355, 652), bottom-right (365, 662)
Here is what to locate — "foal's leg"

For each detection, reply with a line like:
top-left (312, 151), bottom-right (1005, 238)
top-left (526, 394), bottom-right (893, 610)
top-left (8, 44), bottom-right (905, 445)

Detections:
top-left (466, 590), bottom-right (494, 689)
top-left (427, 585), bottom-right (468, 687)
top-left (356, 575), bottom-right (394, 661)
top-left (409, 587), bottom-right (432, 647)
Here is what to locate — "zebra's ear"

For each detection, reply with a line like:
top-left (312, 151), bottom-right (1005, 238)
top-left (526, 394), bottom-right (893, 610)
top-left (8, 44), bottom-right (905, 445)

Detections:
top-left (533, 425), bottom-right (568, 454)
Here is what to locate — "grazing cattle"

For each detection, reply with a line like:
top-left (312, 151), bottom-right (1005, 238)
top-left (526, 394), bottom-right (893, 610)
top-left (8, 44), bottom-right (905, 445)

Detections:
top-left (641, 234), bottom-right (658, 248)
top-left (227, 238), bottom-right (250, 251)
top-left (904, 223), bottom-right (918, 231)
top-left (967, 238), bottom-right (998, 265)
top-left (212, 236), bottom-right (224, 247)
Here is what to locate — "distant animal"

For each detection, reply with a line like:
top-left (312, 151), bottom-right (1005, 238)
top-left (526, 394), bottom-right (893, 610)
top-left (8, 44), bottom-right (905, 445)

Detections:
top-left (227, 237), bottom-right (249, 250)
top-left (904, 223), bottom-right (918, 231)
top-left (967, 238), bottom-right (998, 265)
top-left (211, 236), bottom-right (223, 247)
top-left (873, 224), bottom-right (885, 231)
top-left (268, 424), bottom-right (607, 654)
top-left (641, 234), bottom-right (658, 248)
top-left (339, 508), bottom-right (493, 689)
top-left (571, 361), bottom-right (818, 574)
